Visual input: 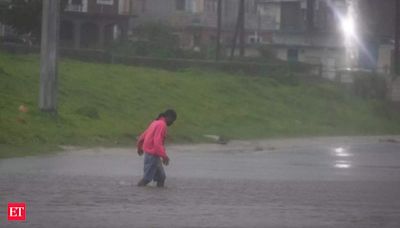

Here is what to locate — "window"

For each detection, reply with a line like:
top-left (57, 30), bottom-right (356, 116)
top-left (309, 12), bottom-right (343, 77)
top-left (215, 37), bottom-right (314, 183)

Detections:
top-left (96, 0), bottom-right (114, 5)
top-left (71, 0), bottom-right (82, 5)
top-left (249, 37), bottom-right (256, 44)
top-left (281, 2), bottom-right (304, 32)
top-left (245, 1), bottom-right (256, 14)
top-left (248, 35), bottom-right (262, 44)
top-left (176, 0), bottom-right (185, 11)
top-left (205, 0), bottom-right (217, 13)
top-left (287, 49), bottom-right (299, 62)
top-left (66, 0), bottom-right (84, 12)
top-left (256, 3), bottom-right (267, 16)
top-left (193, 33), bottom-right (201, 46)
top-left (187, 0), bottom-right (201, 13)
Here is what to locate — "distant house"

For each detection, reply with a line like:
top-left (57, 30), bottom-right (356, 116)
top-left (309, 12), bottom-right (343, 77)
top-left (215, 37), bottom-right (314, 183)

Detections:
top-left (131, 0), bottom-right (348, 79)
top-left (267, 0), bottom-right (348, 80)
top-left (358, 0), bottom-right (396, 74)
top-left (270, 0), bottom-right (398, 76)
top-left (60, 0), bottom-right (135, 49)
top-left (62, 0), bottom-right (387, 80)
top-left (130, 0), bottom-right (278, 50)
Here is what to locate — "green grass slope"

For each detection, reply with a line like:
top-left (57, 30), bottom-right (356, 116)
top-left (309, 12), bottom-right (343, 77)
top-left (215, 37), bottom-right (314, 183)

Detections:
top-left (1, 52), bottom-right (400, 158)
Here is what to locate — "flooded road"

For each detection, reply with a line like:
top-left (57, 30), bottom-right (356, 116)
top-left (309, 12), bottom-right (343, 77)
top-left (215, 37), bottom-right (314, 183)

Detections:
top-left (1, 136), bottom-right (400, 227)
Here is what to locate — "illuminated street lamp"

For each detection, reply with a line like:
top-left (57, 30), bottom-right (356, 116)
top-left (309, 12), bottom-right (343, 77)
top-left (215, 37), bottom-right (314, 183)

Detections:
top-left (340, 0), bottom-right (359, 69)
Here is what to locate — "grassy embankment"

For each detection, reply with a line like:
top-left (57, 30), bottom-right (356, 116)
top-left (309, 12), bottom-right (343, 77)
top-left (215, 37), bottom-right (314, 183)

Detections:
top-left (1, 52), bottom-right (400, 158)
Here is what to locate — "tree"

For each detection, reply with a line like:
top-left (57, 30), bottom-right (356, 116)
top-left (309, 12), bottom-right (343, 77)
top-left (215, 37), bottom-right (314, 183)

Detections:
top-left (114, 23), bottom-right (181, 58)
top-left (2, 0), bottom-right (42, 38)
top-left (230, 0), bottom-right (245, 59)
top-left (216, 0), bottom-right (222, 61)
top-left (394, 0), bottom-right (400, 75)
top-left (1, 0), bottom-right (67, 41)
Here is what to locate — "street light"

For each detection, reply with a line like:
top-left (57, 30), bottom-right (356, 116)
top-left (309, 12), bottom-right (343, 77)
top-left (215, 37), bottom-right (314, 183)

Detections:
top-left (341, 15), bottom-right (356, 39)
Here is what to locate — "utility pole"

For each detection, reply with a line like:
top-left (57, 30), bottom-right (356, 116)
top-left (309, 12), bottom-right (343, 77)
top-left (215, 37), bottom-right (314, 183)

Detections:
top-left (238, 0), bottom-right (245, 57)
top-left (394, 0), bottom-right (400, 76)
top-left (39, 0), bottom-right (60, 113)
top-left (216, 0), bottom-right (222, 61)
top-left (230, 0), bottom-right (245, 59)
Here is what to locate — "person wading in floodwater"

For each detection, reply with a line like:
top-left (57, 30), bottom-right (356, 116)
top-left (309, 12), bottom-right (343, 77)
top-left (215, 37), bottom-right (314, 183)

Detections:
top-left (136, 109), bottom-right (177, 187)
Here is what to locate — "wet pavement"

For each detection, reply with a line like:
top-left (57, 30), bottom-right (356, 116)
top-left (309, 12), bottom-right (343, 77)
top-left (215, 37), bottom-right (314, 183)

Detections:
top-left (0, 137), bottom-right (400, 227)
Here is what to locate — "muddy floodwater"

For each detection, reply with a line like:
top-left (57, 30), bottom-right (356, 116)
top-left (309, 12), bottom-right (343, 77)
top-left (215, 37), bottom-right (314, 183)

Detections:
top-left (1, 136), bottom-right (400, 227)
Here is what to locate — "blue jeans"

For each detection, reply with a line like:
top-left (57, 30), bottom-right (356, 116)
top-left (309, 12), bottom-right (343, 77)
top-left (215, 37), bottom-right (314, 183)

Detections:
top-left (143, 153), bottom-right (166, 183)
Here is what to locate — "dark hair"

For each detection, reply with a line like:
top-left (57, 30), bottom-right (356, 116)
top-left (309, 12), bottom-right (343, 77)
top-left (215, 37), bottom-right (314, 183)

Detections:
top-left (156, 109), bottom-right (177, 121)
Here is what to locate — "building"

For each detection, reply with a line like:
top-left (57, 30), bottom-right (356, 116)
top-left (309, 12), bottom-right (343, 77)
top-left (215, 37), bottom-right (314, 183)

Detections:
top-left (128, 0), bottom-right (281, 52)
top-left (59, 0), bottom-right (352, 80)
top-left (130, 0), bottom-right (348, 79)
top-left (357, 0), bottom-right (396, 74)
top-left (268, 0), bottom-right (348, 80)
top-left (60, 0), bottom-right (135, 49)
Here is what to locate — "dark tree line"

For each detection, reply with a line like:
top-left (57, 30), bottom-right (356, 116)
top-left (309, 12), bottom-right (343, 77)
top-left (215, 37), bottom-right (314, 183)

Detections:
top-left (0, 0), bottom-right (67, 41)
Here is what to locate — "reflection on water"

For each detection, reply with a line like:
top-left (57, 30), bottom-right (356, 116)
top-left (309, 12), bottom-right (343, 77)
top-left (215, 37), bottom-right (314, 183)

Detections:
top-left (334, 147), bottom-right (353, 157)
top-left (335, 160), bottom-right (352, 169)
top-left (335, 147), bottom-right (345, 153)
top-left (333, 147), bottom-right (352, 168)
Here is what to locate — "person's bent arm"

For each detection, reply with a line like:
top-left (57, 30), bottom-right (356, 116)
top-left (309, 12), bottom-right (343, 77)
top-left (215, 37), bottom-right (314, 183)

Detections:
top-left (136, 131), bottom-right (146, 156)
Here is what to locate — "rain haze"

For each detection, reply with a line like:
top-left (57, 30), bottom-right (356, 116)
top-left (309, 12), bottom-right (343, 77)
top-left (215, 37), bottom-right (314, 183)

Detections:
top-left (1, 0), bottom-right (400, 227)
